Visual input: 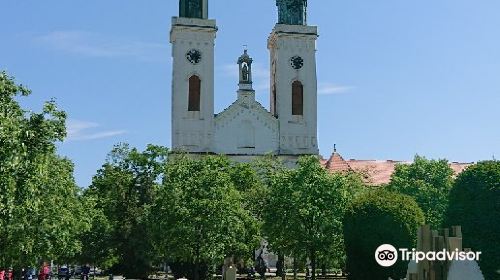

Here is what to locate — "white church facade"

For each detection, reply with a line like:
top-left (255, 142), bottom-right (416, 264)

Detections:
top-left (170, 0), bottom-right (319, 159)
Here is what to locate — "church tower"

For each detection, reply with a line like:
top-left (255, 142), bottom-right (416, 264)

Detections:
top-left (170, 0), bottom-right (216, 152)
top-left (269, 0), bottom-right (319, 155)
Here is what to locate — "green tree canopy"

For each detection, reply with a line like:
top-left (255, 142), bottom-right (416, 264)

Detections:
top-left (446, 161), bottom-right (500, 280)
top-left (227, 161), bottom-right (267, 262)
top-left (149, 155), bottom-right (260, 280)
top-left (82, 143), bottom-right (169, 278)
top-left (343, 190), bottom-right (425, 280)
top-left (263, 156), bottom-right (364, 280)
top-left (0, 71), bottom-right (87, 268)
top-left (387, 155), bottom-right (454, 228)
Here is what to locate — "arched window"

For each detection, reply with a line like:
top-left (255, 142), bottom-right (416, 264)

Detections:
top-left (292, 81), bottom-right (303, 116)
top-left (188, 75), bottom-right (201, 111)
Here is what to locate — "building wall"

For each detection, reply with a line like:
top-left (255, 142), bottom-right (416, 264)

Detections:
top-left (268, 24), bottom-right (319, 155)
top-left (170, 17), bottom-right (216, 153)
top-left (170, 17), bottom-right (320, 157)
top-left (214, 94), bottom-right (279, 155)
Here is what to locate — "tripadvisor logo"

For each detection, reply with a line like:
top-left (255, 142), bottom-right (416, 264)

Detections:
top-left (375, 244), bottom-right (398, 267)
top-left (375, 244), bottom-right (482, 267)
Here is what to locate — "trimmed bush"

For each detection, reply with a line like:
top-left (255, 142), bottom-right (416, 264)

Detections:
top-left (343, 190), bottom-right (425, 280)
top-left (446, 161), bottom-right (500, 280)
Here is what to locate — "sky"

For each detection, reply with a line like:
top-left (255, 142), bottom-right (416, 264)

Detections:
top-left (1, 0), bottom-right (499, 187)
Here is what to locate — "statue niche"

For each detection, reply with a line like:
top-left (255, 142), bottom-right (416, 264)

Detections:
top-left (237, 49), bottom-right (253, 85)
top-left (179, 0), bottom-right (203, 19)
top-left (241, 63), bottom-right (249, 82)
top-left (277, 0), bottom-right (307, 25)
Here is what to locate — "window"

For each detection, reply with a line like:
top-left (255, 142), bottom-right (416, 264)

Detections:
top-left (188, 75), bottom-right (201, 111)
top-left (292, 81), bottom-right (303, 115)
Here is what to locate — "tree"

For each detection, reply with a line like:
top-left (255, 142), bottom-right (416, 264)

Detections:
top-left (446, 161), bottom-right (500, 280)
top-left (343, 190), bottom-right (425, 280)
top-left (263, 156), bottom-right (363, 280)
top-left (227, 162), bottom-right (266, 266)
top-left (250, 155), bottom-right (286, 220)
top-left (76, 194), bottom-right (117, 269)
top-left (83, 144), bottom-right (169, 278)
top-left (149, 155), bottom-right (259, 280)
top-left (33, 155), bottom-right (90, 264)
top-left (0, 71), bottom-right (87, 268)
top-left (387, 155), bottom-right (454, 228)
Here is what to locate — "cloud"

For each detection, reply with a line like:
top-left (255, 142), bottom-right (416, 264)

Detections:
top-left (318, 83), bottom-right (355, 95)
top-left (36, 31), bottom-right (168, 62)
top-left (66, 119), bottom-right (126, 141)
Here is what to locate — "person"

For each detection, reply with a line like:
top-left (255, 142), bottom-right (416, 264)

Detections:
top-left (7, 269), bottom-right (13, 280)
top-left (255, 249), bottom-right (268, 280)
top-left (38, 262), bottom-right (50, 280)
top-left (22, 268), bottom-right (34, 280)
top-left (0, 268), bottom-right (5, 280)
top-left (246, 266), bottom-right (255, 280)
top-left (81, 265), bottom-right (90, 280)
top-left (44, 264), bottom-right (51, 280)
top-left (26, 268), bottom-right (35, 280)
top-left (22, 268), bottom-right (29, 280)
top-left (58, 266), bottom-right (69, 280)
top-left (64, 267), bottom-right (72, 280)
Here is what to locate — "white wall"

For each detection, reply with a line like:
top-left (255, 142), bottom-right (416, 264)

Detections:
top-left (268, 24), bottom-right (319, 155)
top-left (170, 17), bottom-right (217, 153)
top-left (214, 95), bottom-right (279, 155)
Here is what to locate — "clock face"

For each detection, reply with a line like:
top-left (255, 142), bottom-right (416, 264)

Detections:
top-left (186, 49), bottom-right (202, 64)
top-left (290, 56), bottom-right (304, 70)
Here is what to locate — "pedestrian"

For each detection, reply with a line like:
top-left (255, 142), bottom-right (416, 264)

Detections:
top-left (0, 268), bottom-right (5, 280)
top-left (26, 268), bottom-right (35, 280)
top-left (58, 266), bottom-right (68, 280)
top-left (38, 264), bottom-right (43, 280)
top-left (22, 268), bottom-right (34, 280)
top-left (44, 264), bottom-right (50, 280)
top-left (81, 265), bottom-right (90, 280)
top-left (7, 268), bottom-right (13, 280)
top-left (64, 267), bottom-right (71, 280)
top-left (38, 262), bottom-right (49, 280)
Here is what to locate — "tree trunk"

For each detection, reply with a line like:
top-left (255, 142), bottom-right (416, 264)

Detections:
top-left (194, 261), bottom-right (200, 280)
top-left (276, 254), bottom-right (284, 277)
top-left (321, 264), bottom-right (326, 276)
top-left (310, 250), bottom-right (316, 280)
top-left (280, 254), bottom-right (286, 280)
top-left (293, 258), bottom-right (297, 280)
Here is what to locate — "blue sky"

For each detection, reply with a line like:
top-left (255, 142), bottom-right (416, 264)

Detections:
top-left (1, 0), bottom-right (499, 187)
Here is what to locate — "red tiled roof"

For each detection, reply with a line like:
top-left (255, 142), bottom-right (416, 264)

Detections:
top-left (323, 152), bottom-right (472, 186)
top-left (325, 152), bottom-right (351, 172)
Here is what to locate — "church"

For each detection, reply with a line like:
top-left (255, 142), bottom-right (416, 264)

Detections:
top-left (170, 0), bottom-right (318, 162)
top-left (169, 0), bottom-right (472, 181)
